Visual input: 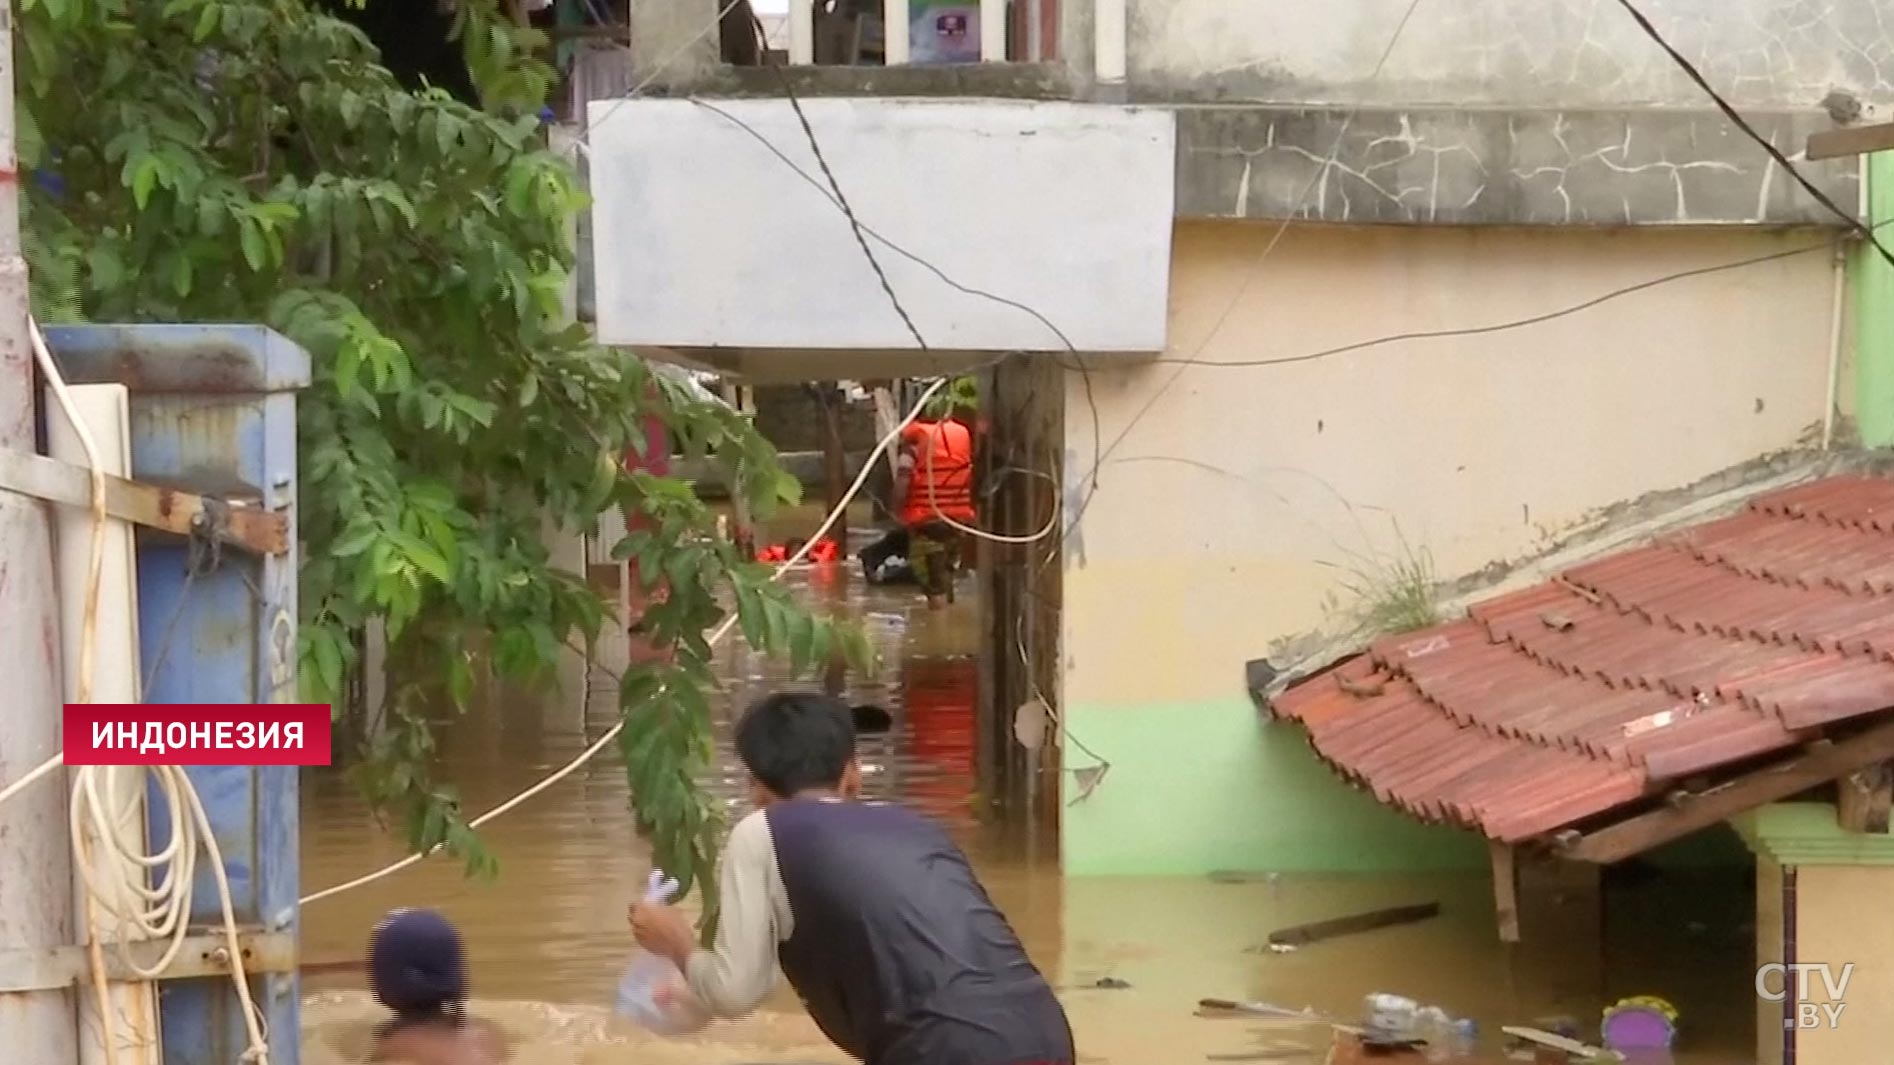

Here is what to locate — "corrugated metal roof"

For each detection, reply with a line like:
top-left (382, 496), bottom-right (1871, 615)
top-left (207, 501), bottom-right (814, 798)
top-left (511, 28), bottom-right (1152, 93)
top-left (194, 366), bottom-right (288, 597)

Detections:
top-left (1269, 475), bottom-right (1894, 844)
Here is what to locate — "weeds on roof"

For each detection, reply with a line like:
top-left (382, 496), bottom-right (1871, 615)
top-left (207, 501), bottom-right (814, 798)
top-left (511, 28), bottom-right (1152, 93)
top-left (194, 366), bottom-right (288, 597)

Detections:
top-left (1323, 522), bottom-right (1441, 636)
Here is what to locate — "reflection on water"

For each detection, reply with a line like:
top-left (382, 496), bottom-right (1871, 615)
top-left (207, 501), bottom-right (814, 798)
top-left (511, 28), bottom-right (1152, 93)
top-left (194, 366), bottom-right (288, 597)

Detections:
top-left (301, 550), bottom-right (1759, 1064)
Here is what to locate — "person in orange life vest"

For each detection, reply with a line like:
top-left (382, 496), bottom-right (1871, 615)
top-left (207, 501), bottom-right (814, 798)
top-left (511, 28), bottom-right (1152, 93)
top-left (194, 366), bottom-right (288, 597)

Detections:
top-left (894, 411), bottom-right (976, 609)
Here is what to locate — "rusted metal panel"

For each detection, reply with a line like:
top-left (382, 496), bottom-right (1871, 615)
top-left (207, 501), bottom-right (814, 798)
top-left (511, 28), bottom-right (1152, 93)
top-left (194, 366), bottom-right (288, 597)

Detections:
top-left (1267, 473), bottom-right (1894, 856)
top-left (41, 324), bottom-right (309, 395)
top-left (0, 932), bottom-right (296, 993)
top-left (43, 324), bottom-right (310, 1065)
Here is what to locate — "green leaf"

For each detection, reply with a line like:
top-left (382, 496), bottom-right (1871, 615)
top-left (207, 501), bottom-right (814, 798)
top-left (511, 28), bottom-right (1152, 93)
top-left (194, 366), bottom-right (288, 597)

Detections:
top-left (130, 156), bottom-right (161, 209)
top-left (85, 247), bottom-right (124, 292)
top-left (388, 530), bottom-right (454, 586)
top-left (331, 522), bottom-right (377, 557)
top-left (663, 549), bottom-right (700, 595)
top-left (761, 595), bottom-right (790, 654)
top-left (808, 619), bottom-right (834, 677)
top-left (335, 340), bottom-right (362, 398)
top-left (10, 0), bottom-right (837, 925)
top-left (733, 581), bottom-right (766, 650)
top-left (788, 611), bottom-right (817, 675)
top-left (312, 628), bottom-right (345, 698)
top-left (585, 450), bottom-right (617, 512)
top-left (773, 468), bottom-right (803, 506)
top-left (239, 218), bottom-right (266, 271)
top-left (435, 111), bottom-right (463, 156)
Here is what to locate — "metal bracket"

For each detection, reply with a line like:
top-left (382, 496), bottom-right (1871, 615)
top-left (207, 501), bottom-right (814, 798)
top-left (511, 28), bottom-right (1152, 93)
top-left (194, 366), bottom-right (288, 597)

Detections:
top-left (0, 931), bottom-right (296, 993)
top-left (0, 446), bottom-right (288, 555)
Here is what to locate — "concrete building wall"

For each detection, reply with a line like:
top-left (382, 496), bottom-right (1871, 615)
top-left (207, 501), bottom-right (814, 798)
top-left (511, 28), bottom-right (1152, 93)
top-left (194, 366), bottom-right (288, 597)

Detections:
top-left (1060, 220), bottom-right (1845, 875)
top-left (586, 96), bottom-right (1177, 356)
top-left (1123, 0), bottom-right (1894, 108)
top-left (1126, 0), bottom-right (1875, 226)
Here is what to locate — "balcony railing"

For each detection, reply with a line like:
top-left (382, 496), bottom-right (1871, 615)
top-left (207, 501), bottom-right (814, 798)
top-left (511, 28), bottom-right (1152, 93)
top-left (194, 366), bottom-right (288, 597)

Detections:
top-left (782, 0), bottom-right (1057, 67)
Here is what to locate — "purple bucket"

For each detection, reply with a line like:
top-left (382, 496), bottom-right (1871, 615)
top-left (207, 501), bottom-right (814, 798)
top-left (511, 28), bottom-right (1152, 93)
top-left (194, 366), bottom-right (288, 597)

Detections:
top-left (1601, 1005), bottom-right (1676, 1051)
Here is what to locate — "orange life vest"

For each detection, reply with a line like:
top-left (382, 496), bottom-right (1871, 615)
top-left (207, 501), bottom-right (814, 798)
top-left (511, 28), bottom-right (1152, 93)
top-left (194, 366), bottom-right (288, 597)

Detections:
top-left (756, 538), bottom-right (839, 564)
top-left (899, 419), bottom-right (976, 527)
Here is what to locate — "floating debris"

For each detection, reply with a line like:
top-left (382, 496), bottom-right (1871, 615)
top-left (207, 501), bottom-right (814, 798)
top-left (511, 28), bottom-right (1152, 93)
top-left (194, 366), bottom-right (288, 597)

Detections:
top-left (1600, 997), bottom-right (1677, 1052)
top-left (1208, 870), bottom-right (1280, 885)
top-left (1501, 1025), bottom-right (1623, 1063)
top-left (1263, 902), bottom-right (1440, 949)
top-left (1197, 999), bottom-right (1327, 1023)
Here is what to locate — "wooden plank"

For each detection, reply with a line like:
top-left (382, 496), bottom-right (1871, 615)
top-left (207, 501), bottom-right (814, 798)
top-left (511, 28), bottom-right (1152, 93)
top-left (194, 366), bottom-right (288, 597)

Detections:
top-left (1492, 842), bottom-right (1520, 943)
top-left (1557, 717), bottom-right (1894, 863)
top-left (1837, 760), bottom-right (1893, 833)
top-left (1500, 1026), bottom-right (1607, 1059)
top-left (0, 446), bottom-right (288, 555)
top-left (1265, 902), bottom-right (1441, 948)
top-left (1806, 121), bottom-right (1894, 161)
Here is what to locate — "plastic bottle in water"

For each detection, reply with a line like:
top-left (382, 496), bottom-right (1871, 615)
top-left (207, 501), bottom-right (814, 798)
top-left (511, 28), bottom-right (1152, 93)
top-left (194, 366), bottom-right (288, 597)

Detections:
top-left (614, 870), bottom-right (713, 1036)
top-left (1449, 1018), bottom-right (1477, 1057)
top-left (1415, 1007), bottom-right (1476, 1061)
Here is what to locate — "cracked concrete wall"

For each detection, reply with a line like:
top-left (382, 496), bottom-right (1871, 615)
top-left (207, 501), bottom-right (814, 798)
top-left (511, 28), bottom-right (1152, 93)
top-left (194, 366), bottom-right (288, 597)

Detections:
top-left (1130, 0), bottom-right (1894, 110)
top-left (1138, 0), bottom-right (1882, 224)
top-left (1176, 106), bottom-right (1857, 225)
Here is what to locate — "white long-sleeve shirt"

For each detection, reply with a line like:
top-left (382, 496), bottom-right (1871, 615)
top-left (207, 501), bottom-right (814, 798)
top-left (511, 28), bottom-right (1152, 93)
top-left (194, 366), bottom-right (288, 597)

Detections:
top-left (683, 808), bottom-right (796, 1016)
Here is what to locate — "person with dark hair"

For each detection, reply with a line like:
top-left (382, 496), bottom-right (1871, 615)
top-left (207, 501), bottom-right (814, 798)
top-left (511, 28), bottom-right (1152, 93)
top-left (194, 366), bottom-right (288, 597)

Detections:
top-left (628, 691), bottom-right (1073, 1065)
top-left (366, 908), bottom-right (508, 1064)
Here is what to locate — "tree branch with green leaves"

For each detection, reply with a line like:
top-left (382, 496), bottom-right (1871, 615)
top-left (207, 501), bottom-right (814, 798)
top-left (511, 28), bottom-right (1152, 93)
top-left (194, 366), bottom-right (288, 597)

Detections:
top-left (17, 0), bottom-right (867, 933)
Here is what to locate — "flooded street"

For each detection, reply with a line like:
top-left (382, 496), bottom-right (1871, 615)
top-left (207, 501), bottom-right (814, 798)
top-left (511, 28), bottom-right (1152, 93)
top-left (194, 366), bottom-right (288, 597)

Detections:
top-left (299, 543), bottom-right (1759, 1064)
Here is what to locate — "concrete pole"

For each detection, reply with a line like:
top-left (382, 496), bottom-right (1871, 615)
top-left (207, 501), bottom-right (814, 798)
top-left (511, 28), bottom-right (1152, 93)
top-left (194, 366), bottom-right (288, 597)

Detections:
top-left (822, 385), bottom-right (849, 556)
top-left (1854, 153), bottom-right (1894, 446)
top-left (0, 6), bottom-right (82, 1063)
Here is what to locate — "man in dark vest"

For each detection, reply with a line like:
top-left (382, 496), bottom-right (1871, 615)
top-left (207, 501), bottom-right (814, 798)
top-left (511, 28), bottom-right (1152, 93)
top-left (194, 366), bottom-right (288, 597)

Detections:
top-left (628, 691), bottom-right (1073, 1065)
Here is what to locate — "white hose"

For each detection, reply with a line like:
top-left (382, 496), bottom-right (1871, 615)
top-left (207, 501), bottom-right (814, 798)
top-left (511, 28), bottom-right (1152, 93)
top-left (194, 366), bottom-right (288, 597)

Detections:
top-left (69, 764), bottom-right (273, 1062)
top-left (28, 319), bottom-right (274, 1064)
top-left (301, 376), bottom-right (956, 905)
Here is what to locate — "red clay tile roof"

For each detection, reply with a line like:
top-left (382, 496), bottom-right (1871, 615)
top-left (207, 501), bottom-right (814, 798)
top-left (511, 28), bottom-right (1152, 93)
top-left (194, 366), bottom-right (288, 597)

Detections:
top-left (1268, 474), bottom-right (1894, 845)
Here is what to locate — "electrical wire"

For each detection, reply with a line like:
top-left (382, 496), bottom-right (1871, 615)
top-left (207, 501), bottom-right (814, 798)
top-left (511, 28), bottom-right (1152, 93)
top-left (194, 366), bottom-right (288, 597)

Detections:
top-left (24, 319), bottom-right (274, 1063)
top-left (32, 317), bottom-right (133, 1065)
top-left (568, 0), bottom-right (749, 145)
top-left (0, 752), bottom-right (64, 806)
top-left (301, 373), bottom-right (958, 906)
top-left (708, 43), bottom-right (1064, 547)
top-left (684, 94), bottom-right (1105, 534)
top-left (1147, 237), bottom-right (1843, 369)
top-left (306, 2), bottom-right (1086, 904)
top-left (1059, 0), bottom-right (1427, 543)
top-left (34, 319), bottom-right (109, 703)
top-left (1606, 0), bottom-right (1894, 270)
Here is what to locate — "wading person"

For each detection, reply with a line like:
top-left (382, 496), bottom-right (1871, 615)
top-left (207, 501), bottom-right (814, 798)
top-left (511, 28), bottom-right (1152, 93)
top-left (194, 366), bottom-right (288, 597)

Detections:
top-left (894, 409), bottom-right (977, 610)
top-left (628, 691), bottom-right (1073, 1065)
top-left (366, 908), bottom-right (509, 1064)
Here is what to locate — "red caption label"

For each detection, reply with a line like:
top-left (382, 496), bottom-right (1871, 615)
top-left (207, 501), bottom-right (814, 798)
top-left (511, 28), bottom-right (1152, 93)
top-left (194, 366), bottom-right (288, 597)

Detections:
top-left (63, 704), bottom-right (333, 766)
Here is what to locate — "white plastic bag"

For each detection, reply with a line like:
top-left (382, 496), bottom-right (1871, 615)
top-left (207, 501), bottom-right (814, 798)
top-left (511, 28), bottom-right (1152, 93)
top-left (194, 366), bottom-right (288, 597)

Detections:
top-left (616, 870), bottom-right (713, 1035)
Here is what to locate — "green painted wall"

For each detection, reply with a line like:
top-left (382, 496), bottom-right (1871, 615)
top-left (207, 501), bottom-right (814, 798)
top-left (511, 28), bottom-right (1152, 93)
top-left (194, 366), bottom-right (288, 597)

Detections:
top-left (1856, 153), bottom-right (1894, 446)
top-left (1059, 697), bottom-right (1485, 875)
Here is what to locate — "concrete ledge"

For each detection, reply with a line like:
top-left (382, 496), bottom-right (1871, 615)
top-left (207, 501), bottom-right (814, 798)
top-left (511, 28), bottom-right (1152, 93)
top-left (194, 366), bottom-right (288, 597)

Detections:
top-left (658, 62), bottom-right (1078, 100)
top-left (1175, 105), bottom-right (1859, 227)
top-left (1735, 802), bottom-right (1894, 866)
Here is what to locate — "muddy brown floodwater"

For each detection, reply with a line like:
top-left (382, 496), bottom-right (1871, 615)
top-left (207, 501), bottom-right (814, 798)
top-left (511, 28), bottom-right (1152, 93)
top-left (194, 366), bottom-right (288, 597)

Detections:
top-left (301, 545), bottom-right (1760, 1065)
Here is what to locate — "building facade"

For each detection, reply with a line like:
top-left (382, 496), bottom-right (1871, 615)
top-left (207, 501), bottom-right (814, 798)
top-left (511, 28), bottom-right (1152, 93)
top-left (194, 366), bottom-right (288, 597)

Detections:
top-left (581, 0), bottom-right (1893, 875)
